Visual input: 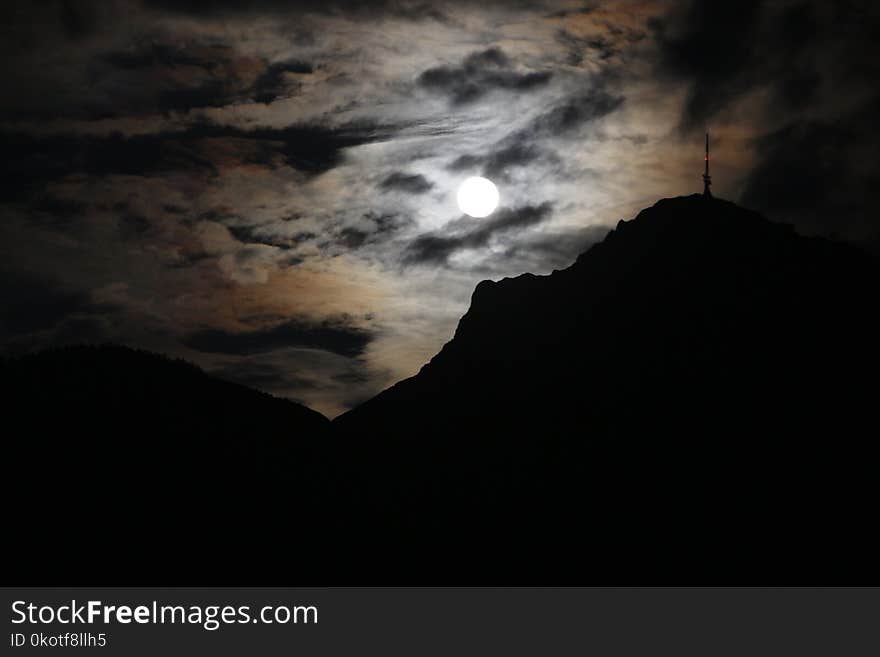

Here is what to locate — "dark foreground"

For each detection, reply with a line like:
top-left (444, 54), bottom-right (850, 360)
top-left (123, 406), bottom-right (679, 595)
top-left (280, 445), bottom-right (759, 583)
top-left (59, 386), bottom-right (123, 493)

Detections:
top-left (4, 195), bottom-right (878, 584)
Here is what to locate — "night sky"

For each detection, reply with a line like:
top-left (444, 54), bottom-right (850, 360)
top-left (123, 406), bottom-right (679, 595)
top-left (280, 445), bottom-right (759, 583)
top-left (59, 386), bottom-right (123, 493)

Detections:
top-left (2, 0), bottom-right (878, 416)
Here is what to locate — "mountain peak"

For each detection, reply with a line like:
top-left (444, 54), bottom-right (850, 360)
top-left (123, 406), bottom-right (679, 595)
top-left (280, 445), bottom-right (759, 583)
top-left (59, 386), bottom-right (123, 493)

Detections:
top-left (573, 194), bottom-right (794, 266)
top-left (330, 195), bottom-right (879, 579)
top-left (436, 194), bottom-right (869, 384)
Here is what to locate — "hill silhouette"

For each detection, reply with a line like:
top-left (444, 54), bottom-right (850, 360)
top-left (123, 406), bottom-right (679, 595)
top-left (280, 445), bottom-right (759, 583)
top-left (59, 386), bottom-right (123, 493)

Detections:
top-left (4, 195), bottom-right (879, 583)
top-left (2, 345), bottom-right (333, 582)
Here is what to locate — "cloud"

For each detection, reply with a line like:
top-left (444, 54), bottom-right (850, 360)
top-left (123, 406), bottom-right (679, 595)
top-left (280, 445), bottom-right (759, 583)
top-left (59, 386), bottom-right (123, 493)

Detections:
top-left (555, 28), bottom-right (620, 66)
top-left (445, 87), bottom-right (622, 181)
top-left (650, 0), bottom-right (765, 132)
top-left (218, 245), bottom-right (282, 285)
top-left (379, 172), bottom-right (434, 194)
top-left (336, 227), bottom-right (369, 249)
top-left (0, 121), bottom-right (387, 205)
top-left (333, 212), bottom-right (412, 251)
top-left (209, 359), bottom-right (319, 391)
top-left (204, 345), bottom-right (386, 418)
top-left (74, 37), bottom-right (268, 117)
top-left (418, 47), bottom-right (552, 105)
top-left (405, 203), bottom-right (554, 265)
top-left (449, 142), bottom-right (545, 181)
top-left (143, 0), bottom-right (449, 21)
top-left (253, 59), bottom-right (315, 104)
top-left (58, 1), bottom-right (101, 40)
top-left (648, 1), bottom-right (879, 133)
top-left (184, 317), bottom-right (374, 358)
top-left (740, 104), bottom-right (880, 242)
top-left (0, 269), bottom-right (94, 339)
top-left (4, 0), bottom-right (880, 418)
top-left (527, 89), bottom-right (624, 137)
top-left (0, 268), bottom-right (129, 356)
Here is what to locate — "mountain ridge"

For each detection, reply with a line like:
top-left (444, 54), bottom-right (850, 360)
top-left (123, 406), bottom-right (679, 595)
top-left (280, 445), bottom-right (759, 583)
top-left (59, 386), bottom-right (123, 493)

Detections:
top-left (5, 194), bottom-right (879, 583)
top-left (337, 193), bottom-right (878, 428)
top-left (0, 342), bottom-right (330, 422)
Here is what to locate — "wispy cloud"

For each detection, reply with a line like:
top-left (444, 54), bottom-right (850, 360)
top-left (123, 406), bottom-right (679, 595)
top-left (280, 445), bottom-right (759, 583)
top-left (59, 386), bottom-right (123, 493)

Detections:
top-left (3, 0), bottom-right (879, 415)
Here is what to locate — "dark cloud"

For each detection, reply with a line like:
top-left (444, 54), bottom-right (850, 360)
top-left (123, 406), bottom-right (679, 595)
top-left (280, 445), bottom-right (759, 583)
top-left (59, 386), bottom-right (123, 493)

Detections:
top-left (253, 59), bottom-right (314, 104)
top-left (501, 225), bottom-right (611, 271)
top-left (767, 3), bottom-right (823, 110)
top-left (59, 1), bottom-right (99, 40)
top-left (337, 227), bottom-right (369, 249)
top-left (527, 89), bottom-right (624, 137)
top-left (117, 213), bottom-right (153, 240)
top-left (449, 143), bottom-right (543, 180)
top-left (650, 1), bottom-right (880, 132)
top-left (0, 10), bottom-right (234, 120)
top-left (650, 0), bottom-right (765, 131)
top-left (555, 29), bottom-right (618, 66)
top-left (405, 203), bottom-right (554, 265)
top-left (418, 47), bottom-right (552, 105)
top-left (143, 0), bottom-right (449, 21)
top-left (365, 211), bottom-right (408, 234)
top-left (227, 225), bottom-right (297, 250)
top-left (184, 318), bottom-right (373, 358)
top-left (101, 42), bottom-right (221, 71)
top-left (357, 212), bottom-right (411, 242)
top-left (545, 2), bottom-right (598, 19)
top-left (0, 269), bottom-right (92, 339)
top-left (209, 360), bottom-right (318, 391)
top-left (332, 368), bottom-right (372, 385)
top-left (740, 105), bottom-right (880, 241)
top-left (379, 172), bottom-right (433, 194)
top-left (331, 213), bottom-right (411, 251)
top-left (443, 88), bottom-right (621, 182)
top-left (189, 122), bottom-right (389, 174)
top-left (0, 121), bottom-right (387, 203)
top-left (0, 267), bottom-right (124, 356)
top-left (5, 24), bottom-right (311, 120)
top-left (30, 195), bottom-right (87, 222)
top-left (37, 314), bottom-right (116, 348)
top-left (84, 40), bottom-right (271, 117)
top-left (0, 131), bottom-right (210, 202)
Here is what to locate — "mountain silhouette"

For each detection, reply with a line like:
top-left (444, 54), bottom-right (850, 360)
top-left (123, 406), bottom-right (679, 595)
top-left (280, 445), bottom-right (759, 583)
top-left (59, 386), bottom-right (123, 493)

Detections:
top-left (2, 345), bottom-right (332, 582)
top-left (5, 195), bottom-right (879, 583)
top-left (334, 194), bottom-right (880, 582)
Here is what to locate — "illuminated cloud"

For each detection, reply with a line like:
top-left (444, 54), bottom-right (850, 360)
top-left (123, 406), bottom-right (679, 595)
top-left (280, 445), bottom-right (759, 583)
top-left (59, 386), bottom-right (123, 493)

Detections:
top-left (2, 0), bottom-right (879, 415)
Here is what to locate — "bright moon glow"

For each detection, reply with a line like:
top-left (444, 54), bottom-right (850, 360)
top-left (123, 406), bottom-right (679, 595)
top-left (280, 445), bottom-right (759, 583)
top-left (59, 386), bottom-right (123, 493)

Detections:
top-left (457, 176), bottom-right (499, 218)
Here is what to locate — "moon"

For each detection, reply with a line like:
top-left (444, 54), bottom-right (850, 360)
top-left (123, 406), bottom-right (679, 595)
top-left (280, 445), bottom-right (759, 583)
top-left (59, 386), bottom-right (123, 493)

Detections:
top-left (457, 176), bottom-right (499, 218)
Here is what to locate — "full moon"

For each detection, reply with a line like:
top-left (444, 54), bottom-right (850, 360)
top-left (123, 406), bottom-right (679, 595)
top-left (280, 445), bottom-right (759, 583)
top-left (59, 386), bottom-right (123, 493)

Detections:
top-left (457, 176), bottom-right (499, 218)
